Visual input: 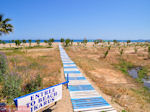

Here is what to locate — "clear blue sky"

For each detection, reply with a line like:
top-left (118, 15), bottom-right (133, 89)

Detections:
top-left (0, 0), bottom-right (150, 40)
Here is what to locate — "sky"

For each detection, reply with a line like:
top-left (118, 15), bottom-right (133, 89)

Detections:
top-left (0, 0), bottom-right (150, 40)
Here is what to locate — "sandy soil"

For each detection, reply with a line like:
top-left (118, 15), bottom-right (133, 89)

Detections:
top-left (52, 68), bottom-right (73, 112)
top-left (78, 67), bottom-right (124, 112)
top-left (0, 42), bottom-right (59, 48)
top-left (65, 43), bottom-right (150, 112)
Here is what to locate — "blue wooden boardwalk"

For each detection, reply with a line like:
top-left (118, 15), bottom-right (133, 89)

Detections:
top-left (59, 44), bottom-right (117, 112)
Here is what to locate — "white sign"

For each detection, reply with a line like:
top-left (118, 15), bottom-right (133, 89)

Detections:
top-left (14, 84), bottom-right (62, 112)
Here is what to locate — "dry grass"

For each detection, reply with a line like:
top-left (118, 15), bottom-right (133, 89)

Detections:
top-left (65, 43), bottom-right (150, 112)
top-left (1, 46), bottom-right (61, 92)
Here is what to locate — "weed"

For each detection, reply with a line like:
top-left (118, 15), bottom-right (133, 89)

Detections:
top-left (134, 47), bottom-right (138, 53)
top-left (115, 59), bottom-right (133, 74)
top-left (137, 67), bottom-right (148, 82)
top-left (0, 52), bottom-right (7, 82)
top-left (24, 74), bottom-right (42, 93)
top-left (2, 72), bottom-right (22, 102)
top-left (104, 50), bottom-right (109, 58)
top-left (65, 39), bottom-right (71, 47)
top-left (148, 46), bottom-right (150, 59)
top-left (120, 49), bottom-right (124, 56)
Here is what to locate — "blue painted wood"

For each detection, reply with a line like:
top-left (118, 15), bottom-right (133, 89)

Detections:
top-left (71, 97), bottom-right (110, 109)
top-left (65, 77), bottom-right (86, 80)
top-left (63, 63), bottom-right (75, 65)
top-left (64, 66), bottom-right (77, 68)
top-left (64, 71), bottom-right (81, 74)
top-left (59, 44), bottom-right (116, 112)
top-left (68, 85), bottom-right (94, 91)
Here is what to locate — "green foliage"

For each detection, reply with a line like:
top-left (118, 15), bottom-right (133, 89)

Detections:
top-left (148, 46), bottom-right (150, 58)
top-left (137, 67), bottom-right (148, 82)
top-left (44, 40), bottom-right (48, 43)
top-left (60, 38), bottom-right (64, 42)
top-left (11, 40), bottom-right (15, 43)
top-left (127, 40), bottom-right (131, 45)
top-left (108, 45), bottom-right (111, 50)
top-left (15, 40), bottom-right (21, 47)
top-left (28, 39), bottom-right (32, 47)
top-left (48, 38), bottom-right (54, 47)
top-left (71, 40), bottom-right (73, 46)
top-left (2, 72), bottom-right (22, 102)
top-left (122, 110), bottom-right (127, 112)
top-left (104, 50), bottom-right (109, 58)
top-left (94, 40), bottom-right (99, 46)
top-left (134, 47), bottom-right (138, 53)
top-left (0, 53), bottom-right (7, 82)
top-left (0, 15), bottom-right (13, 36)
top-left (103, 46), bottom-right (111, 58)
top-left (65, 39), bottom-right (71, 47)
top-left (115, 59), bottom-right (133, 74)
top-left (35, 40), bottom-right (40, 46)
top-left (22, 39), bottom-right (26, 44)
top-left (113, 40), bottom-right (117, 45)
top-left (120, 48), bottom-right (124, 56)
top-left (50, 38), bottom-right (54, 42)
top-left (24, 74), bottom-right (42, 93)
top-left (2, 41), bottom-right (6, 45)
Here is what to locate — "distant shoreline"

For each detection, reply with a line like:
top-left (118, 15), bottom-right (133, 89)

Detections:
top-left (0, 39), bottom-right (150, 43)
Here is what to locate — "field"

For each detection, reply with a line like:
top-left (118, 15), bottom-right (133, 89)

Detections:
top-left (0, 41), bottom-right (150, 112)
top-left (0, 43), bottom-right (62, 103)
top-left (65, 42), bottom-right (150, 112)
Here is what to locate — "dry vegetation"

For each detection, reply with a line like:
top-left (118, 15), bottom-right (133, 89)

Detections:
top-left (65, 42), bottom-right (150, 112)
top-left (0, 45), bottom-right (61, 104)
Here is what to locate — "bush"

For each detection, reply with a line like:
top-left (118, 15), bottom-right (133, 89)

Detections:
top-left (60, 38), bottom-right (64, 43)
top-left (0, 52), bottom-right (7, 82)
top-left (65, 39), bottom-right (71, 47)
top-left (2, 72), bottom-right (22, 102)
top-left (104, 50), bottom-right (109, 58)
top-left (24, 74), bottom-right (42, 93)
top-left (148, 46), bottom-right (150, 59)
top-left (120, 49), bottom-right (124, 56)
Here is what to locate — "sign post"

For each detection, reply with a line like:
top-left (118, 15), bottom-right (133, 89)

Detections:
top-left (14, 80), bottom-right (69, 112)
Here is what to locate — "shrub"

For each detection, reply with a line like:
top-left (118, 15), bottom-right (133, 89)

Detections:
top-left (120, 49), bottom-right (124, 56)
top-left (108, 46), bottom-right (111, 50)
top-left (65, 39), bottom-right (71, 47)
top-left (0, 52), bottom-right (7, 82)
top-left (48, 38), bottom-right (54, 47)
top-left (82, 38), bottom-right (87, 46)
top-left (2, 72), bottom-right (22, 102)
top-left (104, 50), bottom-right (109, 58)
top-left (94, 40), bottom-right (99, 47)
top-left (127, 40), bottom-right (131, 46)
top-left (134, 47), bottom-right (138, 53)
top-left (103, 46), bottom-right (111, 58)
top-left (35, 40), bottom-right (40, 46)
top-left (60, 38), bottom-right (64, 43)
top-left (28, 39), bottom-right (32, 47)
top-left (113, 40), bottom-right (117, 45)
top-left (15, 40), bottom-right (21, 48)
top-left (24, 74), bottom-right (42, 93)
top-left (71, 40), bottom-right (73, 46)
top-left (148, 46), bottom-right (150, 59)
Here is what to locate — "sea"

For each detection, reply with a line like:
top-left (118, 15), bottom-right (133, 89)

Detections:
top-left (1, 39), bottom-right (150, 43)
